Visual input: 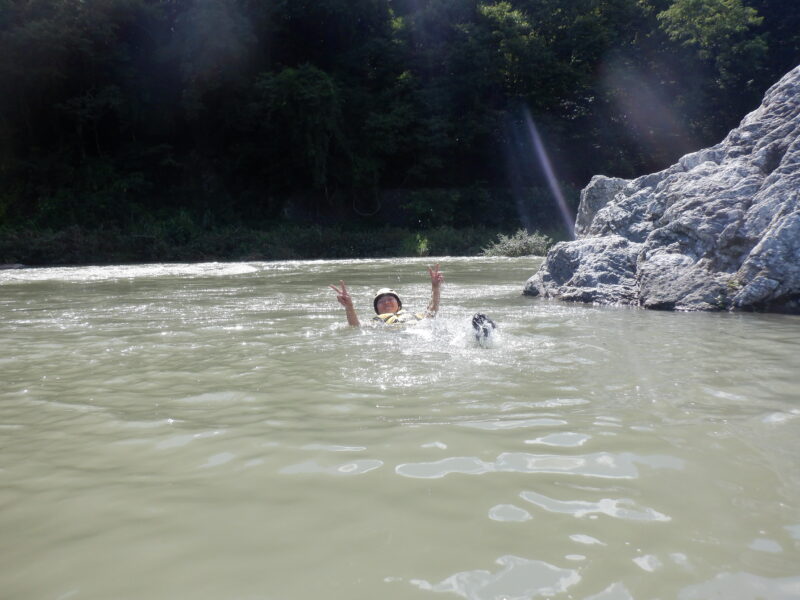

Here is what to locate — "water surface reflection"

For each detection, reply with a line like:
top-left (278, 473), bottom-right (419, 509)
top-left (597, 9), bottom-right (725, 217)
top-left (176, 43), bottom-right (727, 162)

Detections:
top-left (1, 258), bottom-right (799, 600)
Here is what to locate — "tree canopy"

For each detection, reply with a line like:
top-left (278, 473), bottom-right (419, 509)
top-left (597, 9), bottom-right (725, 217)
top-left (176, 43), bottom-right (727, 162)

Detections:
top-left (0, 0), bottom-right (796, 234)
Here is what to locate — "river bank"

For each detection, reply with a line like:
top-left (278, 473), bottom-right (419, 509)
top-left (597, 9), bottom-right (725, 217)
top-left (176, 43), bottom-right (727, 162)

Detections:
top-left (0, 224), bottom-right (518, 266)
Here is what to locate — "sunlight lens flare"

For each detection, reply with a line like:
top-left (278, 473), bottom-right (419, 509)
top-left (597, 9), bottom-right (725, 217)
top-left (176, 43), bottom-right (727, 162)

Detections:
top-left (599, 58), bottom-right (697, 164)
top-left (524, 108), bottom-right (575, 239)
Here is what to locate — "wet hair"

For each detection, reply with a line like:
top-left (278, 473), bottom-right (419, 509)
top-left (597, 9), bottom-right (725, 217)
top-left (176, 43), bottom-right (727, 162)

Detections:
top-left (472, 313), bottom-right (496, 341)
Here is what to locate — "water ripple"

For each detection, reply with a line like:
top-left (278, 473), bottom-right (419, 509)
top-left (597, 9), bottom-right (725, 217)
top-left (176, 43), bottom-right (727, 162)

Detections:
top-left (395, 451), bottom-right (683, 479)
top-left (678, 572), bottom-right (800, 599)
top-left (410, 555), bottom-right (581, 599)
top-left (459, 418), bottom-right (568, 430)
top-left (585, 582), bottom-right (635, 600)
top-left (2, 257), bottom-right (799, 599)
top-left (520, 490), bottom-right (671, 522)
top-left (488, 504), bottom-right (533, 522)
top-left (525, 432), bottom-right (590, 447)
top-left (279, 459), bottom-right (383, 475)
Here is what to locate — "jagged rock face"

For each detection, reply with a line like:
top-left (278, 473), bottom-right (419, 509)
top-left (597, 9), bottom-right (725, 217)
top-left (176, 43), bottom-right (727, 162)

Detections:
top-left (525, 65), bottom-right (800, 313)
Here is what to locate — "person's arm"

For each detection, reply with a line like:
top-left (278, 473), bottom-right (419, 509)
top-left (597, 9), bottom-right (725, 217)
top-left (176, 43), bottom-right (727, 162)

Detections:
top-left (329, 280), bottom-right (361, 327)
top-left (426, 264), bottom-right (444, 317)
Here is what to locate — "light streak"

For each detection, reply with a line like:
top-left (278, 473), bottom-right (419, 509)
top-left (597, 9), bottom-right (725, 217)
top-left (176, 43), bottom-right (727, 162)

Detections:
top-left (524, 108), bottom-right (575, 239)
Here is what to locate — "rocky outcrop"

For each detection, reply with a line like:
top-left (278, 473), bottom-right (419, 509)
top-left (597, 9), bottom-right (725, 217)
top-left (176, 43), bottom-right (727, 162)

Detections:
top-left (524, 65), bottom-right (800, 313)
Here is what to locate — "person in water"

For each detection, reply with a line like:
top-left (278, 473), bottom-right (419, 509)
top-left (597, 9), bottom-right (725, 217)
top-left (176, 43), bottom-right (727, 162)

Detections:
top-left (329, 264), bottom-right (444, 327)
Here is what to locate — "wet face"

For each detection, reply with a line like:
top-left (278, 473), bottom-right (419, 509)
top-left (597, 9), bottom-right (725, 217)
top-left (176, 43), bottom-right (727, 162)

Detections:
top-left (376, 294), bottom-right (400, 314)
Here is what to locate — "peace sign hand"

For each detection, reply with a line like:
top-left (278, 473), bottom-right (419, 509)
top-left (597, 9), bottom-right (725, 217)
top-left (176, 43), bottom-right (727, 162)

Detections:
top-left (329, 280), bottom-right (354, 308)
top-left (428, 263), bottom-right (444, 289)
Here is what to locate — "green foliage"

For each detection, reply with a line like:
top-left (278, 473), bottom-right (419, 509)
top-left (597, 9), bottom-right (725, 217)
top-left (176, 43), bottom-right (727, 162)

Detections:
top-left (426, 226), bottom-right (496, 256)
top-left (481, 229), bottom-right (553, 257)
top-left (252, 65), bottom-right (345, 191)
top-left (401, 233), bottom-right (430, 257)
top-left (658, 0), bottom-right (763, 58)
top-left (656, 0), bottom-right (768, 137)
top-left (0, 222), bottom-right (498, 264)
top-left (0, 0), bottom-right (793, 257)
top-left (657, 0), bottom-right (768, 89)
top-left (401, 189), bottom-right (461, 228)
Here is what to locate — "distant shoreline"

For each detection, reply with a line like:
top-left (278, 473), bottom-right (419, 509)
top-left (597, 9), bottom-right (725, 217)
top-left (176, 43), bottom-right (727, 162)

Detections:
top-left (0, 224), bottom-right (533, 267)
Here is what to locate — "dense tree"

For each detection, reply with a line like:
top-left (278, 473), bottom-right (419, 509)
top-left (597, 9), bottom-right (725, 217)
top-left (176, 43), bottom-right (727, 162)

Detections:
top-left (0, 0), bottom-right (795, 236)
top-left (657, 0), bottom-right (767, 136)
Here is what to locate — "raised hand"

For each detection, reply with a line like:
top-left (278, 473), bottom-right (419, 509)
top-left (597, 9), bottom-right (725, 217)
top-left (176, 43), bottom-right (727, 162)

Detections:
top-left (426, 264), bottom-right (443, 316)
top-left (428, 263), bottom-right (444, 289)
top-left (329, 280), bottom-right (354, 308)
top-left (329, 280), bottom-right (360, 327)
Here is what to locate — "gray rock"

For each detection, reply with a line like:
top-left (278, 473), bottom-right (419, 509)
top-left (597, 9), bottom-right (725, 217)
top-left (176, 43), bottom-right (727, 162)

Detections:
top-left (524, 235), bottom-right (641, 304)
top-left (524, 65), bottom-right (800, 313)
top-left (574, 176), bottom-right (626, 236)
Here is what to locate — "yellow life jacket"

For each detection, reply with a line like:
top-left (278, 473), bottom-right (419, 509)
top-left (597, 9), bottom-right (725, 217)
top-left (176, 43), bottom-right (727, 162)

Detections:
top-left (373, 309), bottom-right (425, 326)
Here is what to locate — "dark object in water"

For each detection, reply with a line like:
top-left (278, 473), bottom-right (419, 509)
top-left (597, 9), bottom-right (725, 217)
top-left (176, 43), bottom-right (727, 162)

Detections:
top-left (472, 313), bottom-right (496, 345)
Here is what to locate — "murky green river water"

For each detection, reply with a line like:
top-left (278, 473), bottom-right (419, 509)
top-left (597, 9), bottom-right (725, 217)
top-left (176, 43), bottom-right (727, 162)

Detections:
top-left (1, 257), bottom-right (799, 600)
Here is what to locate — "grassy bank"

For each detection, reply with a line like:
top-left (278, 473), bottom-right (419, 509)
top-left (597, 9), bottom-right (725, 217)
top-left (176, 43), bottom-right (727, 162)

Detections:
top-left (0, 224), bottom-right (519, 266)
